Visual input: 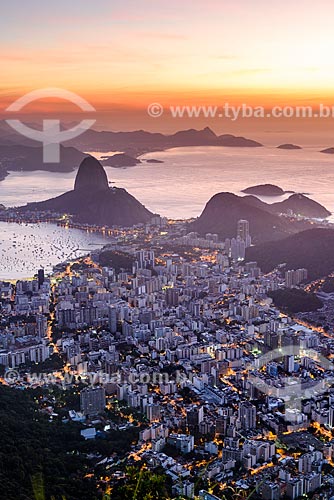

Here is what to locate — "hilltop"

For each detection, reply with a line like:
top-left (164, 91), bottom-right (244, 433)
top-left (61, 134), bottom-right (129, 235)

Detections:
top-left (19, 156), bottom-right (154, 227)
top-left (246, 228), bottom-right (334, 279)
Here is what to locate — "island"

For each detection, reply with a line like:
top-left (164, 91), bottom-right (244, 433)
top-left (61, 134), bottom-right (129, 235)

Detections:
top-left (277, 144), bottom-right (302, 150)
top-left (146, 158), bottom-right (164, 163)
top-left (320, 147), bottom-right (334, 154)
top-left (241, 184), bottom-right (287, 196)
top-left (100, 153), bottom-right (141, 168)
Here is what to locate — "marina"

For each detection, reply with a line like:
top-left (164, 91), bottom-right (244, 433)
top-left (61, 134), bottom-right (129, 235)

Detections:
top-left (0, 221), bottom-right (110, 280)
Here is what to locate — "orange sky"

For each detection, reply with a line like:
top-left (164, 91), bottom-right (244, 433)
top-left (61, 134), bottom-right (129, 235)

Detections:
top-left (2, 0), bottom-right (334, 134)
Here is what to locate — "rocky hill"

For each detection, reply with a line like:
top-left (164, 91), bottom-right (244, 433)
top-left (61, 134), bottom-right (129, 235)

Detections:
top-left (20, 156), bottom-right (154, 227)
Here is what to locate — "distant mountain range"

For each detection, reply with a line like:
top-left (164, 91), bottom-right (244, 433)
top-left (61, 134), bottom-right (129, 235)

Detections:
top-left (0, 122), bottom-right (262, 154)
top-left (246, 228), bottom-right (334, 279)
top-left (1, 121), bottom-right (334, 179)
top-left (0, 144), bottom-right (87, 173)
top-left (0, 124), bottom-right (264, 180)
top-left (18, 156), bottom-right (154, 227)
top-left (64, 126), bottom-right (263, 154)
top-left (191, 192), bottom-right (329, 243)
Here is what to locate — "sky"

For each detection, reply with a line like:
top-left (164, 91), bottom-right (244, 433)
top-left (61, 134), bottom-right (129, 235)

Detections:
top-left (1, 0), bottom-right (334, 136)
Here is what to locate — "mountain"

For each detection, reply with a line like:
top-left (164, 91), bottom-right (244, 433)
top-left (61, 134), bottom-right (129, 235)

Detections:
top-left (0, 165), bottom-right (7, 181)
top-left (241, 193), bottom-right (330, 218)
top-left (62, 127), bottom-right (263, 154)
top-left (269, 194), bottom-right (331, 218)
top-left (190, 191), bottom-right (327, 243)
top-left (217, 134), bottom-right (262, 147)
top-left (19, 156), bottom-right (154, 227)
top-left (190, 192), bottom-right (296, 243)
top-left (0, 123), bottom-right (264, 164)
top-left (74, 156), bottom-right (109, 191)
top-left (277, 144), bottom-right (302, 150)
top-left (246, 228), bottom-right (334, 279)
top-left (170, 127), bottom-right (217, 145)
top-left (0, 144), bottom-right (87, 174)
top-left (0, 120), bottom-right (42, 146)
top-left (242, 184), bottom-right (286, 196)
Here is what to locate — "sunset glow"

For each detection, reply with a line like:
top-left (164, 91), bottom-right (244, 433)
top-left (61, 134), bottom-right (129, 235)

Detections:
top-left (2, 0), bottom-right (334, 127)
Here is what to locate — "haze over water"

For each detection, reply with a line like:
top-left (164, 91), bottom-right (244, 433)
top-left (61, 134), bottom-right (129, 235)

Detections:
top-left (0, 146), bottom-right (334, 219)
top-left (1, 145), bottom-right (334, 279)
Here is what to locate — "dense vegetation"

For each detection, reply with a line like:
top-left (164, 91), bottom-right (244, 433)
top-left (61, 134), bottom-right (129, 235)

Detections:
top-left (191, 191), bottom-right (291, 243)
top-left (0, 385), bottom-right (145, 500)
top-left (322, 277), bottom-right (334, 293)
top-left (98, 250), bottom-right (134, 272)
top-left (0, 385), bottom-right (97, 500)
top-left (268, 288), bottom-right (323, 313)
top-left (247, 228), bottom-right (334, 279)
top-left (111, 466), bottom-right (171, 499)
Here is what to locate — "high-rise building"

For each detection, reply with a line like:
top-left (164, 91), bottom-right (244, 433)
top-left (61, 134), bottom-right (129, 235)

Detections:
top-left (264, 332), bottom-right (280, 350)
top-left (237, 219), bottom-right (249, 240)
top-left (285, 268), bottom-right (308, 288)
top-left (329, 405), bottom-right (334, 428)
top-left (261, 482), bottom-right (280, 500)
top-left (36, 314), bottom-right (47, 339)
top-left (298, 451), bottom-right (322, 474)
top-left (80, 387), bottom-right (106, 417)
top-left (237, 219), bottom-right (251, 248)
top-left (167, 434), bottom-right (194, 454)
top-left (108, 305), bottom-right (117, 333)
top-left (135, 250), bottom-right (155, 270)
top-left (238, 401), bottom-right (256, 429)
top-left (231, 237), bottom-right (246, 261)
top-left (284, 354), bottom-right (295, 373)
top-left (37, 268), bottom-right (45, 288)
top-left (187, 405), bottom-right (204, 432)
top-left (286, 478), bottom-right (304, 500)
top-left (146, 403), bottom-right (161, 423)
top-left (303, 473), bottom-right (322, 494)
top-left (165, 287), bottom-right (179, 306)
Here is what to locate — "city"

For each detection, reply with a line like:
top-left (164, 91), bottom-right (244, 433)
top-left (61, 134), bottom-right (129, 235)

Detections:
top-left (1, 215), bottom-right (334, 499)
top-left (2, 1), bottom-right (334, 498)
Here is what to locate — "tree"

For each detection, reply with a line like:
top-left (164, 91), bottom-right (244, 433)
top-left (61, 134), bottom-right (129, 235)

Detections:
top-left (112, 466), bottom-right (170, 500)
